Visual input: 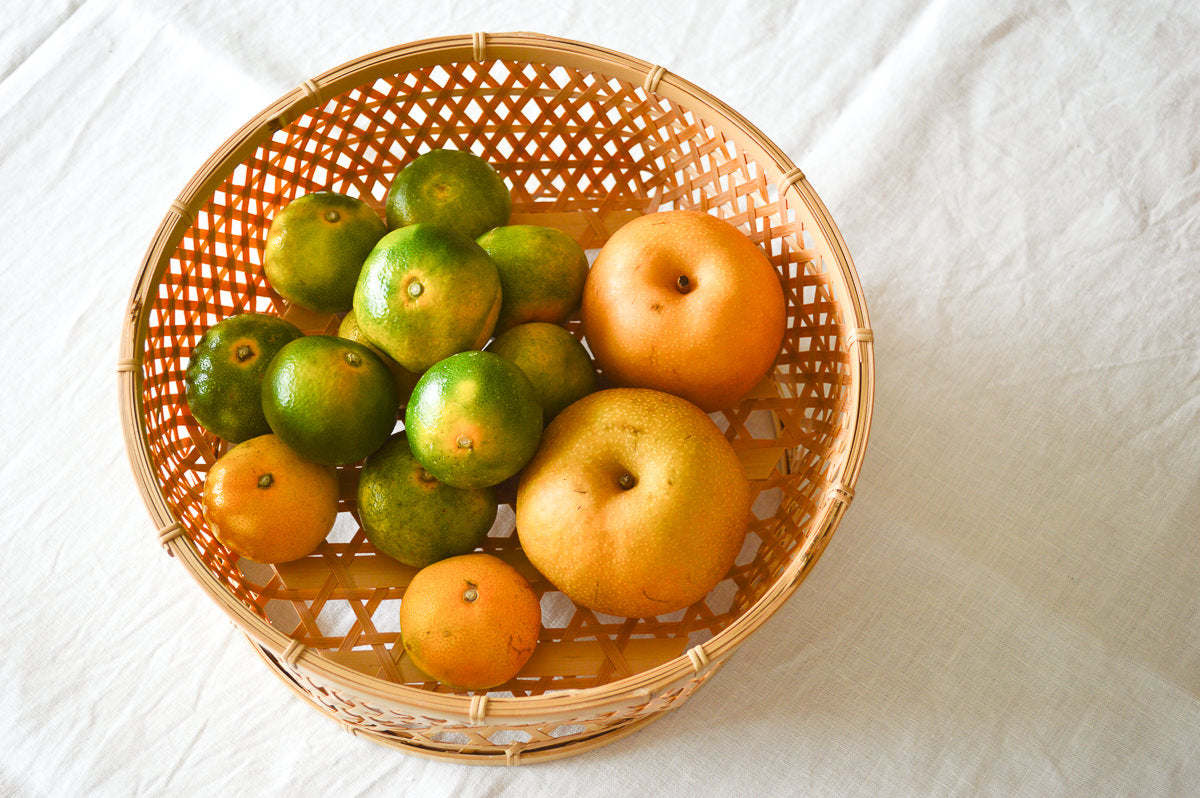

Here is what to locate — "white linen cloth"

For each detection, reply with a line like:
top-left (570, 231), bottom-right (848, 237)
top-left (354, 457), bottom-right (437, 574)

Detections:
top-left (2, 1), bottom-right (1197, 795)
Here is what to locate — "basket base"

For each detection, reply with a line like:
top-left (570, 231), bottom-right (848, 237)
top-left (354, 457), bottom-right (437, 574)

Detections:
top-left (250, 639), bottom-right (666, 765)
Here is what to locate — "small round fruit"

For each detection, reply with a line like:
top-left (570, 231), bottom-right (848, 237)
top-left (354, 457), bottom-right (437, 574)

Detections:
top-left (263, 192), bottom-right (387, 313)
top-left (400, 553), bottom-right (541, 690)
top-left (476, 225), bottom-right (589, 334)
top-left (337, 309), bottom-right (421, 409)
top-left (581, 209), bottom-right (786, 412)
top-left (203, 434), bottom-right (339, 563)
top-left (358, 431), bottom-right (498, 568)
top-left (353, 224), bottom-right (501, 373)
top-left (516, 388), bottom-right (751, 618)
top-left (385, 149), bottom-right (511, 240)
top-left (489, 322), bottom-right (596, 420)
top-left (185, 313), bottom-right (304, 443)
top-left (405, 351), bottom-right (542, 489)
top-left (261, 335), bottom-right (398, 465)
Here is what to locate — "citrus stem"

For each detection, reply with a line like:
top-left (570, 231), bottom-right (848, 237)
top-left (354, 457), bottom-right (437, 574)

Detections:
top-left (324, 209), bottom-right (340, 223)
top-left (618, 473), bottom-right (637, 490)
top-left (257, 473), bottom-right (274, 489)
top-left (675, 274), bottom-right (693, 294)
top-left (235, 344), bottom-right (254, 362)
top-left (457, 435), bottom-right (474, 451)
top-left (463, 582), bottom-right (479, 602)
top-left (345, 351), bottom-right (361, 367)
top-left (408, 281), bottom-right (424, 298)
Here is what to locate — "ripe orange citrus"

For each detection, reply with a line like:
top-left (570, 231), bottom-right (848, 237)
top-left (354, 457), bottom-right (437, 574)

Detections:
top-left (404, 350), bottom-right (543, 489)
top-left (516, 388), bottom-right (751, 618)
top-left (337, 309), bottom-right (421, 409)
top-left (400, 553), bottom-right (541, 690)
top-left (358, 431), bottom-right (498, 568)
top-left (263, 192), bottom-right (387, 313)
top-left (352, 223), bottom-right (501, 373)
top-left (203, 434), bottom-right (339, 563)
top-left (581, 209), bottom-right (786, 412)
top-left (476, 224), bottom-right (589, 334)
top-left (261, 335), bottom-right (398, 465)
top-left (185, 312), bottom-right (304, 443)
top-left (488, 322), bottom-right (596, 420)
top-left (385, 148), bottom-right (511, 239)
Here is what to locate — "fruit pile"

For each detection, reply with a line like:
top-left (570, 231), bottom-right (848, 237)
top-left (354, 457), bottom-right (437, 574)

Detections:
top-left (186, 148), bottom-right (785, 691)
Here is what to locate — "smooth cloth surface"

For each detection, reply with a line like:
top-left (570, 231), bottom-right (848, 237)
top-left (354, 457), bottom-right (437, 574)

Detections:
top-left (3, 1), bottom-right (1198, 795)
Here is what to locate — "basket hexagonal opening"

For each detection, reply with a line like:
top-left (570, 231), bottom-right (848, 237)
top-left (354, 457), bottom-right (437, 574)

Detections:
top-left (119, 32), bottom-right (873, 765)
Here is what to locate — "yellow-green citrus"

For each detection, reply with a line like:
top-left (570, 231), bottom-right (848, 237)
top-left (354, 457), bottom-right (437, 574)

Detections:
top-left (488, 322), bottom-right (596, 420)
top-left (385, 148), bottom-right (511, 239)
top-left (358, 431), bottom-right (498, 568)
top-left (337, 309), bottom-right (421, 409)
top-left (263, 192), bottom-right (387, 313)
top-left (476, 225), bottom-right (589, 334)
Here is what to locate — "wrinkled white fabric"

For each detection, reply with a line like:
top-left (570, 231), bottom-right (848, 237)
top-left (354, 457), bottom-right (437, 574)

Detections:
top-left (2, 1), bottom-right (1198, 795)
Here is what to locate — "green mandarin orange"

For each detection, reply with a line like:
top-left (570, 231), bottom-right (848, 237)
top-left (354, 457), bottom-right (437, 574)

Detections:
top-left (353, 223), bottom-right (501, 373)
top-left (404, 350), bottom-right (543, 489)
top-left (261, 335), bottom-right (398, 465)
top-left (385, 149), bottom-right (511, 239)
top-left (263, 192), bottom-right (387, 313)
top-left (185, 312), bottom-right (304, 443)
top-left (488, 322), bottom-right (596, 420)
top-left (357, 431), bottom-right (498, 568)
top-left (476, 225), bottom-right (589, 334)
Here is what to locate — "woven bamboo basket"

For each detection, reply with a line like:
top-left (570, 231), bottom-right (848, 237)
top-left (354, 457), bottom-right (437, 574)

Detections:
top-left (118, 32), bottom-right (873, 765)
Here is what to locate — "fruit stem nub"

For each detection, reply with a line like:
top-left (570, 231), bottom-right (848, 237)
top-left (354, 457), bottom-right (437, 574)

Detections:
top-left (257, 473), bottom-right (274, 489)
top-left (235, 344), bottom-right (255, 362)
top-left (675, 274), bottom-right (693, 294)
top-left (457, 435), bottom-right (474, 451)
top-left (324, 209), bottom-right (340, 223)
top-left (463, 581), bottom-right (478, 602)
top-left (618, 473), bottom-right (637, 490)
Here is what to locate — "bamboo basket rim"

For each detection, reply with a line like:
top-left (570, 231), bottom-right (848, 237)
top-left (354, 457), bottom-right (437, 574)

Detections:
top-left (118, 30), bottom-right (874, 725)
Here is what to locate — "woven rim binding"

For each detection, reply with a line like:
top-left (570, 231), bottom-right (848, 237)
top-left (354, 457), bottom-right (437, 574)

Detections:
top-left (118, 31), bottom-right (874, 727)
